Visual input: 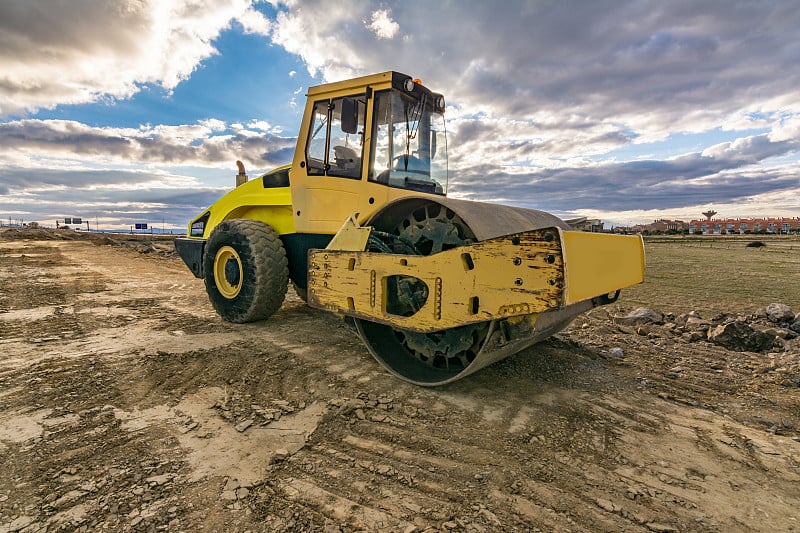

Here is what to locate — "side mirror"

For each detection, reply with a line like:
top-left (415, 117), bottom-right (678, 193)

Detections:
top-left (340, 97), bottom-right (358, 134)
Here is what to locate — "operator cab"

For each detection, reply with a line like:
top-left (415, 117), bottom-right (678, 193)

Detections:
top-left (303, 74), bottom-right (448, 195)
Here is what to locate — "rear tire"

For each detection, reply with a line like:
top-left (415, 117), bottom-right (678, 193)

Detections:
top-left (203, 219), bottom-right (288, 323)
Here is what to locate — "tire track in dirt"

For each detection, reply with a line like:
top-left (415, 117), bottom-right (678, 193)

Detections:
top-left (2, 237), bottom-right (799, 532)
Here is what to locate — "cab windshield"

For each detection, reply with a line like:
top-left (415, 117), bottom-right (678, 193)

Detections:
top-left (369, 89), bottom-right (447, 195)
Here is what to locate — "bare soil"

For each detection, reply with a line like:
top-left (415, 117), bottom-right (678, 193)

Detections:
top-left (1, 228), bottom-right (798, 532)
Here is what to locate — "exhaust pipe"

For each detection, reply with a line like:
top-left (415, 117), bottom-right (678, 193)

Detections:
top-left (235, 160), bottom-right (248, 187)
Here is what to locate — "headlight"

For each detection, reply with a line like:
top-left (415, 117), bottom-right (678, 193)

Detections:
top-left (190, 212), bottom-right (210, 237)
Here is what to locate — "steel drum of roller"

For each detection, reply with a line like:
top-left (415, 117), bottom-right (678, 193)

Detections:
top-left (352, 197), bottom-right (593, 386)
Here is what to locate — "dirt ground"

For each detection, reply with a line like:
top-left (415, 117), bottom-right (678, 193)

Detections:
top-left (1, 228), bottom-right (798, 533)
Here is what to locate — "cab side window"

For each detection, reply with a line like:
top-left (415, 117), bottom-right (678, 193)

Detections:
top-left (306, 101), bottom-right (329, 175)
top-left (304, 95), bottom-right (366, 179)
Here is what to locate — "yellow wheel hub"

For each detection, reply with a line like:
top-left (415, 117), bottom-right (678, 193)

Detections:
top-left (213, 246), bottom-right (243, 298)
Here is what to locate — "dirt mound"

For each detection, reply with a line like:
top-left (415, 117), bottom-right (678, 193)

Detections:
top-left (0, 227), bottom-right (92, 241)
top-left (0, 227), bottom-right (178, 259)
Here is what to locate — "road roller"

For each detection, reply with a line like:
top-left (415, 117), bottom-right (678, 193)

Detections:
top-left (175, 71), bottom-right (645, 386)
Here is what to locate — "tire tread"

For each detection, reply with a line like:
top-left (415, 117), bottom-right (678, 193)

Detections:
top-left (203, 219), bottom-right (288, 323)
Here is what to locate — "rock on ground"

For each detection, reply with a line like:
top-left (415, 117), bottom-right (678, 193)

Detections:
top-left (614, 307), bottom-right (664, 326)
top-left (707, 321), bottom-right (776, 352)
top-left (765, 303), bottom-right (795, 323)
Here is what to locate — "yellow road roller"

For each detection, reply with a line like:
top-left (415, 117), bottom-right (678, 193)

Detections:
top-left (175, 71), bottom-right (644, 386)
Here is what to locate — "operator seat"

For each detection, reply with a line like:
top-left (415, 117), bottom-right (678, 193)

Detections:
top-left (333, 145), bottom-right (360, 170)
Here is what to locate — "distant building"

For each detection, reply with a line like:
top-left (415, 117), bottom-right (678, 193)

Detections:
top-left (565, 217), bottom-right (604, 232)
top-left (612, 224), bottom-right (643, 234)
top-left (612, 219), bottom-right (688, 234)
top-left (687, 217), bottom-right (800, 235)
top-left (642, 219), bottom-right (688, 233)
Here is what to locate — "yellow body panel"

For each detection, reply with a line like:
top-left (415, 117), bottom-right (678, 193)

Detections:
top-left (308, 224), bottom-right (644, 333)
top-left (325, 214), bottom-right (373, 251)
top-left (308, 228), bottom-right (564, 332)
top-left (562, 232), bottom-right (645, 304)
top-left (193, 170), bottom-right (295, 238)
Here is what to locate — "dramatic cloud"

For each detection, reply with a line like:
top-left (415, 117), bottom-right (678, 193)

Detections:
top-left (271, 1), bottom-right (800, 137)
top-left (0, 119), bottom-right (296, 171)
top-left (265, 0), bottom-right (800, 223)
top-left (1, 0), bottom-right (799, 229)
top-left (0, 0), bottom-right (262, 115)
top-left (0, 165), bottom-right (227, 229)
top-left (450, 133), bottom-right (800, 214)
top-left (0, 118), bottom-right (297, 228)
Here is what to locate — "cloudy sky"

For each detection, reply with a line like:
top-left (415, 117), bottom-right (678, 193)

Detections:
top-left (1, 0), bottom-right (799, 230)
